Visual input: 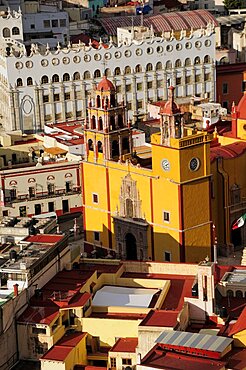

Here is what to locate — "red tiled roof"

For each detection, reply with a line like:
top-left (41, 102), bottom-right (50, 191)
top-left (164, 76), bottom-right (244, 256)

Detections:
top-left (98, 10), bottom-right (218, 35)
top-left (70, 34), bottom-right (108, 49)
top-left (18, 306), bottom-right (59, 325)
top-left (228, 306), bottom-right (246, 336)
top-left (68, 138), bottom-right (84, 145)
top-left (57, 332), bottom-right (87, 347)
top-left (41, 345), bottom-right (73, 361)
top-left (110, 338), bottom-right (138, 353)
top-left (24, 234), bottom-right (64, 244)
top-left (210, 142), bottom-right (246, 163)
top-left (53, 291), bottom-right (91, 309)
top-left (140, 310), bottom-right (179, 327)
top-left (41, 332), bottom-right (87, 362)
top-left (141, 345), bottom-right (225, 370)
top-left (97, 76), bottom-right (115, 92)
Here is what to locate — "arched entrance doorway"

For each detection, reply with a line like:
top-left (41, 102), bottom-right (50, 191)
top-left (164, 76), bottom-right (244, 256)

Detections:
top-left (125, 233), bottom-right (137, 260)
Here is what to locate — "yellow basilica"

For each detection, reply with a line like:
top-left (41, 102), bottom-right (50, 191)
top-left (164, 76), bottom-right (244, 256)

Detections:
top-left (81, 76), bottom-right (213, 263)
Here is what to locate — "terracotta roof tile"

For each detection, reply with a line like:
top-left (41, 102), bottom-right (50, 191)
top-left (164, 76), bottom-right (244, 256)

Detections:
top-left (110, 338), bottom-right (138, 353)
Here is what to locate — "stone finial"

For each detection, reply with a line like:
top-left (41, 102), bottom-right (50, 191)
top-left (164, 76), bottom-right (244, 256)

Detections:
top-left (109, 36), bottom-right (113, 47)
top-left (67, 41), bottom-right (71, 49)
top-left (46, 43), bottom-right (50, 55)
top-left (56, 42), bottom-right (61, 52)
top-left (98, 37), bottom-right (103, 49)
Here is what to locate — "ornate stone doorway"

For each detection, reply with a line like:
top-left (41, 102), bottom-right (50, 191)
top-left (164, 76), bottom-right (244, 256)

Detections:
top-left (125, 233), bottom-right (137, 260)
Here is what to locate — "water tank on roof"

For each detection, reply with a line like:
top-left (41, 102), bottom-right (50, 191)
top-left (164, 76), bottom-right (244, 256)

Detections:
top-left (9, 249), bottom-right (17, 261)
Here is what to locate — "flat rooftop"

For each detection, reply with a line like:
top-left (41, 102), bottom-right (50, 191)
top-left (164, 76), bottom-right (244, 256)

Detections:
top-left (92, 286), bottom-right (159, 308)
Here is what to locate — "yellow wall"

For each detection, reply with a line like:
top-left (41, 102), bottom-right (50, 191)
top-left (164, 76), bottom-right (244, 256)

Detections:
top-left (233, 330), bottom-right (246, 347)
top-left (82, 130), bottom-right (212, 263)
top-left (81, 317), bottom-right (141, 347)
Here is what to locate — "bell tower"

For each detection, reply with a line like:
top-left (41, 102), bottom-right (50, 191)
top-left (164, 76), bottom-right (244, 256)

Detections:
top-left (160, 86), bottom-right (183, 146)
top-left (84, 76), bottom-right (132, 162)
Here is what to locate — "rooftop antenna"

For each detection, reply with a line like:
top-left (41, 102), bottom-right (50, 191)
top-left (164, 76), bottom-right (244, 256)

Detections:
top-left (101, 57), bottom-right (107, 77)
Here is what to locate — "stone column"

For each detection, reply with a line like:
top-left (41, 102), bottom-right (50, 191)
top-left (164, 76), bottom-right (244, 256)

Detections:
top-left (60, 83), bottom-right (66, 121)
top-left (181, 67), bottom-right (186, 97)
top-left (143, 72), bottom-right (148, 115)
top-left (163, 71), bottom-right (167, 101)
top-left (191, 66), bottom-right (196, 97)
top-left (38, 86), bottom-right (45, 128)
top-left (131, 75), bottom-right (137, 124)
top-left (13, 90), bottom-right (21, 131)
top-left (70, 82), bottom-right (76, 120)
top-left (81, 80), bottom-right (87, 122)
top-left (152, 71), bottom-right (157, 102)
top-left (34, 85), bottom-right (41, 131)
top-left (49, 84), bottom-right (55, 122)
top-left (211, 61), bottom-right (216, 101)
top-left (9, 90), bottom-right (17, 130)
top-left (200, 63), bottom-right (205, 97)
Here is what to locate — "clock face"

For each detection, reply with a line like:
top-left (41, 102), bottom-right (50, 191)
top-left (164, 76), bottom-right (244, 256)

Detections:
top-left (189, 157), bottom-right (200, 171)
top-left (161, 159), bottom-right (170, 172)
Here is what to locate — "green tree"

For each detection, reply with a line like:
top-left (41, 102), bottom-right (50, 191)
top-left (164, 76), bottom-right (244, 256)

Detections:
top-left (224, 0), bottom-right (242, 9)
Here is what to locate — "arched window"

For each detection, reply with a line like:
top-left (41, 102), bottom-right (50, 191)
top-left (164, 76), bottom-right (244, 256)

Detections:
top-left (27, 77), bottom-right (33, 86)
top-left (220, 56), bottom-right (229, 64)
top-left (175, 59), bottom-right (182, 68)
top-left (94, 69), bottom-right (101, 78)
top-left (227, 290), bottom-right (233, 297)
top-left (97, 141), bottom-right (103, 153)
top-left (204, 55), bottom-right (211, 64)
top-left (118, 114), bottom-right (123, 128)
top-left (88, 139), bottom-right (93, 151)
top-left (146, 63), bottom-right (153, 71)
top-left (156, 62), bottom-right (162, 71)
top-left (84, 71), bottom-right (91, 79)
top-left (96, 95), bottom-right (101, 108)
top-left (112, 140), bottom-right (119, 157)
top-left (110, 94), bottom-right (116, 108)
top-left (110, 116), bottom-right (115, 130)
top-left (98, 117), bottom-right (103, 131)
top-left (105, 68), bottom-right (111, 77)
top-left (91, 116), bottom-right (96, 129)
top-left (73, 72), bottom-right (80, 80)
top-left (122, 137), bottom-right (129, 152)
top-left (2, 28), bottom-right (10, 38)
top-left (41, 75), bottom-right (49, 84)
top-left (12, 27), bottom-right (20, 35)
top-left (185, 58), bottom-right (191, 67)
top-left (16, 78), bottom-right (23, 87)
top-left (194, 57), bottom-right (201, 65)
top-left (236, 290), bottom-right (243, 298)
top-left (63, 73), bottom-right (70, 81)
top-left (114, 67), bottom-right (121, 76)
top-left (166, 60), bottom-right (172, 70)
top-left (52, 74), bottom-right (59, 83)
top-left (135, 64), bottom-right (142, 73)
top-left (125, 66), bottom-right (131, 74)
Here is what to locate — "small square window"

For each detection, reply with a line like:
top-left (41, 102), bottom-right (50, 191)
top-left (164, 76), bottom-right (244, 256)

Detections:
top-left (30, 24), bottom-right (35, 29)
top-left (52, 19), bottom-right (59, 28)
top-left (163, 211), bottom-right (170, 222)
top-left (43, 95), bottom-right (49, 103)
top-left (137, 82), bottom-right (143, 91)
top-left (127, 102), bottom-right (132, 110)
top-left (126, 84), bottom-right (132, 92)
top-left (137, 100), bottom-right (143, 109)
top-left (59, 19), bottom-right (66, 27)
top-left (64, 92), bottom-right (70, 100)
top-left (122, 359), bottom-right (132, 365)
top-left (54, 93), bottom-right (60, 102)
top-left (147, 81), bottom-right (153, 89)
top-left (94, 231), bottom-right (100, 241)
top-left (185, 75), bottom-right (191, 84)
top-left (222, 83), bottom-right (228, 94)
top-left (93, 193), bottom-right (98, 203)
top-left (176, 77), bottom-right (182, 85)
top-left (110, 358), bottom-right (116, 369)
top-left (43, 20), bottom-right (50, 28)
top-left (164, 251), bottom-right (171, 262)
top-left (157, 80), bottom-right (163, 88)
top-left (116, 85), bottom-right (122, 93)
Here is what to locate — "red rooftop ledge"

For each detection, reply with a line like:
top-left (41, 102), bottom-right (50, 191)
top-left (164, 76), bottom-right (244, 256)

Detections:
top-left (110, 338), bottom-right (138, 353)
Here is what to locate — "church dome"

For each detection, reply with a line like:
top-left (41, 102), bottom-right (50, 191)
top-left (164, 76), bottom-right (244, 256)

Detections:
top-left (160, 86), bottom-right (180, 115)
top-left (237, 93), bottom-right (246, 119)
top-left (97, 76), bottom-right (115, 92)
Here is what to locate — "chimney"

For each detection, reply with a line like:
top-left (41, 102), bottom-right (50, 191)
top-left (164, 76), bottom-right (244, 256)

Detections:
top-left (13, 283), bottom-right (19, 297)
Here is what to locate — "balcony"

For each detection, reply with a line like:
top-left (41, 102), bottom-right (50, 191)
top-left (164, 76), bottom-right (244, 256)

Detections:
top-left (4, 186), bottom-right (81, 205)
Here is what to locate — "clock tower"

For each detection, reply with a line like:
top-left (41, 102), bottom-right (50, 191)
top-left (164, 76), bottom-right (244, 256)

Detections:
top-left (151, 86), bottom-right (212, 262)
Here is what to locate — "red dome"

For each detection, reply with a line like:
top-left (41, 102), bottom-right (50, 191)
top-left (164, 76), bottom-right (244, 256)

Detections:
top-left (237, 93), bottom-right (246, 119)
top-left (97, 76), bottom-right (115, 92)
top-left (160, 86), bottom-right (180, 115)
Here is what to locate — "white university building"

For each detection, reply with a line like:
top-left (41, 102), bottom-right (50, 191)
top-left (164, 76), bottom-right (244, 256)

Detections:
top-left (0, 9), bottom-right (217, 133)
